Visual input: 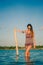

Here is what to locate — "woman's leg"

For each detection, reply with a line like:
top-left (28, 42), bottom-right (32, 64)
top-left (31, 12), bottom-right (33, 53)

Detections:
top-left (25, 45), bottom-right (32, 62)
top-left (25, 45), bottom-right (32, 56)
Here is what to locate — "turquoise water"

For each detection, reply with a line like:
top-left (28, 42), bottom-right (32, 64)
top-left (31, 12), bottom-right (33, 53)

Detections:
top-left (0, 50), bottom-right (43, 65)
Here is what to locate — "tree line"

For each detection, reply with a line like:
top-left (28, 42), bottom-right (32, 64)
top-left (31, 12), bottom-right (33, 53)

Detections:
top-left (0, 45), bottom-right (43, 50)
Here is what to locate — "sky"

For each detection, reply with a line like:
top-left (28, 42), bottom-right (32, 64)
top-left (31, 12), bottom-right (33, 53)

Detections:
top-left (0, 0), bottom-right (43, 46)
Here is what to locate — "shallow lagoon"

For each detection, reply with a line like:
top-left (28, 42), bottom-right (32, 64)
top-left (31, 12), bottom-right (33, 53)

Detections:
top-left (0, 50), bottom-right (43, 65)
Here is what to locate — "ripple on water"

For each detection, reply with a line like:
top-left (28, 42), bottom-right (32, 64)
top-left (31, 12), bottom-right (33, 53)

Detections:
top-left (0, 50), bottom-right (43, 65)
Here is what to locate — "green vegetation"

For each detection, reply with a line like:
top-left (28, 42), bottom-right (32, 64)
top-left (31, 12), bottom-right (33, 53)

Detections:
top-left (0, 45), bottom-right (43, 50)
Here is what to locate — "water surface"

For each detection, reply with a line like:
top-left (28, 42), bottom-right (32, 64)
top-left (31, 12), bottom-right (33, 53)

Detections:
top-left (0, 50), bottom-right (43, 65)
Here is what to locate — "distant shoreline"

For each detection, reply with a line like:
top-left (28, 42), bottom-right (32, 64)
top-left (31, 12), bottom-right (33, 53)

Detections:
top-left (0, 48), bottom-right (43, 50)
top-left (0, 46), bottom-right (43, 50)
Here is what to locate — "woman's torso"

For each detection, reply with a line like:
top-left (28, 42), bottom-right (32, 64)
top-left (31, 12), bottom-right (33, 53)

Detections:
top-left (25, 30), bottom-right (33, 44)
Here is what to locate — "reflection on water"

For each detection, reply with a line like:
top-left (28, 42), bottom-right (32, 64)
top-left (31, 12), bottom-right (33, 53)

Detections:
top-left (25, 56), bottom-right (30, 62)
top-left (0, 50), bottom-right (43, 65)
top-left (7, 53), bottom-right (34, 65)
top-left (15, 55), bottom-right (34, 65)
top-left (8, 56), bottom-right (33, 65)
top-left (25, 56), bottom-right (34, 65)
top-left (16, 55), bottom-right (19, 62)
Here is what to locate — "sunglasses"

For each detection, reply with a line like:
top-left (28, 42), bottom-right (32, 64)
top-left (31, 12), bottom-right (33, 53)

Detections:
top-left (28, 28), bottom-right (31, 29)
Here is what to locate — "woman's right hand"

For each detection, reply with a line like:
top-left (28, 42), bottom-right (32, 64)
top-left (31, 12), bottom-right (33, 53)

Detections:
top-left (14, 28), bottom-right (25, 33)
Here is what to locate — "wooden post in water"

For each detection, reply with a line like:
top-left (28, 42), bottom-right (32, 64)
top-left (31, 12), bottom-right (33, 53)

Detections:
top-left (14, 29), bottom-right (19, 56)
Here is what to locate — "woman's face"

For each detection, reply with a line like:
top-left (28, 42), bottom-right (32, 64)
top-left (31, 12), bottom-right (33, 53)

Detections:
top-left (27, 26), bottom-right (31, 30)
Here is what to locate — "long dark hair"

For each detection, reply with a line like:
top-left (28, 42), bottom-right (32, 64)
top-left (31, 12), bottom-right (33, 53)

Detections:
top-left (27, 24), bottom-right (34, 37)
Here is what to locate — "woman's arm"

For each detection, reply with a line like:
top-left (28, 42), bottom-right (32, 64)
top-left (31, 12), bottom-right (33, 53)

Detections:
top-left (14, 28), bottom-right (26, 33)
top-left (33, 33), bottom-right (36, 49)
top-left (33, 37), bottom-right (36, 48)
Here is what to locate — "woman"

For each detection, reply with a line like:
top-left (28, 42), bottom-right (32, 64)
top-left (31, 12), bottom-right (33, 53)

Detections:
top-left (14, 24), bottom-right (36, 57)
